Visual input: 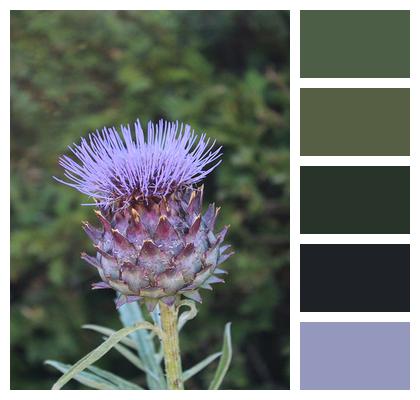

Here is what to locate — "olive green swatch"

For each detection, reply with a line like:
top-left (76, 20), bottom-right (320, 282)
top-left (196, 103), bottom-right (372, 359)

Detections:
top-left (300, 10), bottom-right (410, 78)
top-left (300, 166), bottom-right (410, 234)
top-left (300, 88), bottom-right (410, 156)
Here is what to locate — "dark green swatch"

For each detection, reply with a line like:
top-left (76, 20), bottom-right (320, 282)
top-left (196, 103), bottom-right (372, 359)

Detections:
top-left (300, 167), bottom-right (410, 234)
top-left (300, 88), bottom-right (410, 156)
top-left (300, 11), bottom-right (410, 78)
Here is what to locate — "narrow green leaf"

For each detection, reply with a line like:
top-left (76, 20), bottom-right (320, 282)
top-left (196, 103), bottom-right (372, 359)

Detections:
top-left (177, 299), bottom-right (198, 331)
top-left (82, 324), bottom-right (137, 350)
top-left (45, 360), bottom-right (117, 390)
top-left (155, 344), bottom-right (164, 364)
top-left (118, 302), bottom-right (166, 389)
top-left (51, 321), bottom-right (160, 390)
top-left (208, 322), bottom-right (233, 390)
top-left (86, 366), bottom-right (144, 389)
top-left (112, 341), bottom-right (159, 381)
top-left (150, 303), bottom-right (161, 327)
top-left (112, 342), bottom-right (146, 370)
top-left (182, 352), bottom-right (222, 382)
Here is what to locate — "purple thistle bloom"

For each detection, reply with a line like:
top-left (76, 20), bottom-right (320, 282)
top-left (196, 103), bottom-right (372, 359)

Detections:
top-left (54, 119), bottom-right (222, 208)
top-left (54, 118), bottom-right (232, 310)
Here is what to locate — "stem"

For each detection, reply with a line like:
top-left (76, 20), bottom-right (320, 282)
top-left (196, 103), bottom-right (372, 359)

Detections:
top-left (159, 300), bottom-right (184, 390)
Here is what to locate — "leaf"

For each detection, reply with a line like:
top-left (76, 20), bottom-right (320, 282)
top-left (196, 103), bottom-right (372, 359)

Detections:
top-left (83, 324), bottom-right (137, 350)
top-left (155, 343), bottom-right (164, 364)
top-left (177, 299), bottom-right (198, 331)
top-left (46, 360), bottom-right (117, 390)
top-left (112, 341), bottom-right (146, 370)
top-left (46, 360), bottom-right (143, 390)
top-left (111, 341), bottom-right (159, 380)
top-left (86, 366), bottom-right (144, 389)
top-left (118, 301), bottom-right (166, 389)
top-left (182, 352), bottom-right (222, 382)
top-left (51, 321), bottom-right (160, 390)
top-left (150, 303), bottom-right (161, 327)
top-left (208, 322), bottom-right (233, 390)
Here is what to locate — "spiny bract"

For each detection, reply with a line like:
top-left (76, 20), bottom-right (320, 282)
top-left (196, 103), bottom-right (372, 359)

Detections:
top-left (55, 119), bottom-right (233, 310)
top-left (82, 186), bottom-right (232, 310)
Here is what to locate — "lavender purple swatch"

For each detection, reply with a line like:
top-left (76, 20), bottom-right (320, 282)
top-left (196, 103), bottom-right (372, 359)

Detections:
top-left (300, 322), bottom-right (410, 390)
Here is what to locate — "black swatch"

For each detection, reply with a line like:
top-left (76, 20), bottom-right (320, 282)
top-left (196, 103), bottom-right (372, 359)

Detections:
top-left (300, 244), bottom-right (410, 312)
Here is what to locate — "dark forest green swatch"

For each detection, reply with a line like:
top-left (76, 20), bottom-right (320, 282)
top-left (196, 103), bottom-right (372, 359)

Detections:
top-left (300, 167), bottom-right (410, 234)
top-left (300, 88), bottom-right (410, 156)
top-left (300, 11), bottom-right (410, 77)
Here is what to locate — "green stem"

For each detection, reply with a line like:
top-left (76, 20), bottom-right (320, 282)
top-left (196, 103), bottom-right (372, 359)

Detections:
top-left (159, 300), bottom-right (184, 390)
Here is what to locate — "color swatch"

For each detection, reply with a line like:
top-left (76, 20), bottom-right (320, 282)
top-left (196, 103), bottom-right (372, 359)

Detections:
top-left (300, 10), bottom-right (410, 78)
top-left (300, 244), bottom-right (410, 312)
top-left (300, 166), bottom-right (410, 234)
top-left (300, 88), bottom-right (410, 156)
top-left (300, 322), bottom-right (410, 389)
top-left (299, 8), bottom-right (411, 391)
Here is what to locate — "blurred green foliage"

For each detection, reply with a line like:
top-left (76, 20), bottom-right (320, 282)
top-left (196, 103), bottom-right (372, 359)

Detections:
top-left (11, 10), bottom-right (289, 389)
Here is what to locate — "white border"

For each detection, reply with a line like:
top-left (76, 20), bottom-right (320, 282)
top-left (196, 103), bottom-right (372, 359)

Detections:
top-left (289, 6), bottom-right (300, 392)
top-left (3, 0), bottom-right (420, 398)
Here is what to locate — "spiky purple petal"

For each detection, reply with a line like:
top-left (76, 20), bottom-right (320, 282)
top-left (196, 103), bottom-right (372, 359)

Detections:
top-left (54, 119), bottom-right (222, 209)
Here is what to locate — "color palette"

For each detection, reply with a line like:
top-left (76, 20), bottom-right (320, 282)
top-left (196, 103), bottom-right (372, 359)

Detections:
top-left (299, 9), bottom-right (411, 391)
top-left (300, 323), bottom-right (410, 390)
top-left (300, 166), bottom-right (410, 234)
top-left (300, 88), bottom-right (410, 156)
top-left (300, 10), bottom-right (410, 78)
top-left (300, 244), bottom-right (410, 312)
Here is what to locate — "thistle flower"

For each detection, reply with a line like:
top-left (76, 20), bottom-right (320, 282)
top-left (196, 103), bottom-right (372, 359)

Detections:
top-left (55, 119), bottom-right (233, 311)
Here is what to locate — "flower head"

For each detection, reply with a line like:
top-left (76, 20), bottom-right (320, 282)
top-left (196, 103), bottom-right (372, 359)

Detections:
top-left (55, 118), bottom-right (232, 309)
top-left (55, 119), bottom-right (222, 208)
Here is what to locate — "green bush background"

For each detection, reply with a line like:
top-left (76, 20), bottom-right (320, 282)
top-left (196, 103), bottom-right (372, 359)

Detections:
top-left (11, 10), bottom-right (289, 390)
